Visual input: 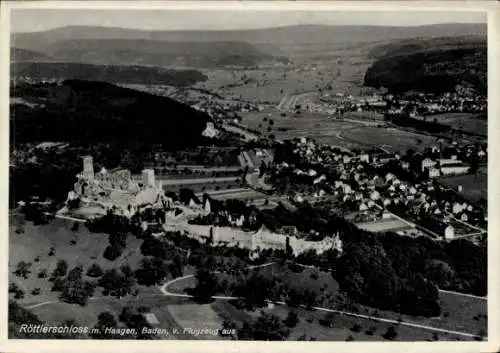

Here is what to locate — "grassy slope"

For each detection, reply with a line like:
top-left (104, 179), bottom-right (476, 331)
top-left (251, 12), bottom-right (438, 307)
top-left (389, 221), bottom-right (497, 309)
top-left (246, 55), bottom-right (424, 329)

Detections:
top-left (9, 215), bottom-right (144, 306)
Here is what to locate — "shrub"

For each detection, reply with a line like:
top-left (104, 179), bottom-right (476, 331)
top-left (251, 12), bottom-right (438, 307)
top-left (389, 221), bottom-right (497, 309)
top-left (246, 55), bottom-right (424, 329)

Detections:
top-left (365, 326), bottom-right (377, 336)
top-left (351, 323), bottom-right (363, 333)
top-left (103, 245), bottom-right (123, 261)
top-left (32, 288), bottom-right (41, 295)
top-left (284, 310), bottom-right (299, 328)
top-left (383, 326), bottom-right (398, 340)
top-left (86, 264), bottom-right (104, 278)
top-left (51, 277), bottom-right (65, 292)
top-left (137, 306), bottom-right (151, 313)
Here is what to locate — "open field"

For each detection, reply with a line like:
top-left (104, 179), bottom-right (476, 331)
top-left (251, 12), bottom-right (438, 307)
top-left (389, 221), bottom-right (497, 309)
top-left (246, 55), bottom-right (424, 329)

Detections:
top-left (421, 113), bottom-right (487, 136)
top-left (242, 110), bottom-right (366, 148)
top-left (356, 217), bottom-right (413, 233)
top-left (205, 189), bottom-right (268, 202)
top-left (343, 111), bottom-right (385, 121)
top-left (196, 66), bottom-right (351, 104)
top-left (241, 107), bottom-right (437, 153)
top-left (161, 179), bottom-right (245, 194)
top-left (167, 304), bottom-right (223, 340)
top-left (341, 126), bottom-right (438, 153)
top-left (439, 170), bottom-right (487, 203)
top-left (191, 46), bottom-right (373, 105)
top-left (132, 176), bottom-right (240, 185)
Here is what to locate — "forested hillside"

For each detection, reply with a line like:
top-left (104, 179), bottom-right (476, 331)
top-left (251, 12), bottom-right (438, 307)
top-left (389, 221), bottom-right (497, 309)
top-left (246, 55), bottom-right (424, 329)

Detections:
top-left (364, 37), bottom-right (487, 94)
top-left (10, 80), bottom-right (213, 147)
top-left (11, 62), bottom-right (207, 86)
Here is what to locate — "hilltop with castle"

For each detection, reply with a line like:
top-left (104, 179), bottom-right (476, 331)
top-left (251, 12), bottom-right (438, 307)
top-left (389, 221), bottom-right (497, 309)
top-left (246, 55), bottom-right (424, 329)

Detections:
top-left (66, 156), bottom-right (171, 218)
top-left (62, 155), bottom-right (342, 257)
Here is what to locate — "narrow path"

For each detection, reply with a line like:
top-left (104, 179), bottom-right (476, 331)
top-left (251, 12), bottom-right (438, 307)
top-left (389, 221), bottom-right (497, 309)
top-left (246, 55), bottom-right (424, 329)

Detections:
top-left (159, 262), bottom-right (276, 297)
top-left (438, 289), bottom-right (487, 300)
top-left (22, 263), bottom-right (486, 340)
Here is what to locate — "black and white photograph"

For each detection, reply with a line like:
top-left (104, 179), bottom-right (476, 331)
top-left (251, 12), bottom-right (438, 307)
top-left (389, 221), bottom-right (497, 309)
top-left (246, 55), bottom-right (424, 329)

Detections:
top-left (2, 1), bottom-right (497, 349)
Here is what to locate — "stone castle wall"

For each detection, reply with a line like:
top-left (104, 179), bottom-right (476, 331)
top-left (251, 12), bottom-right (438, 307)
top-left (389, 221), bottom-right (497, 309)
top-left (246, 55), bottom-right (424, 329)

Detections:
top-left (181, 224), bottom-right (342, 256)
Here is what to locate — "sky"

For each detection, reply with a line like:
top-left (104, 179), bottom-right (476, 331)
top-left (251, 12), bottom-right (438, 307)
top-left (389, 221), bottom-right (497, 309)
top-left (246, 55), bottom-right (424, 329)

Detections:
top-left (10, 9), bottom-right (487, 33)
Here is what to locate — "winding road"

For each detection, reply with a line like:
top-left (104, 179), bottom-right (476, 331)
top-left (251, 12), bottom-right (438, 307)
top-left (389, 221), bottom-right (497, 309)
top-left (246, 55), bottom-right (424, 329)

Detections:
top-left (157, 262), bottom-right (486, 340)
top-left (22, 260), bottom-right (486, 340)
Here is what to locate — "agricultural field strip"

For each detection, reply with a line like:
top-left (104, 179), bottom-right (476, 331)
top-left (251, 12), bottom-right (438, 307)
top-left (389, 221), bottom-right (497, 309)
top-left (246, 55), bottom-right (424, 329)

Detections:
top-left (151, 166), bottom-right (243, 172)
top-left (195, 188), bottom-right (251, 196)
top-left (132, 176), bottom-right (240, 185)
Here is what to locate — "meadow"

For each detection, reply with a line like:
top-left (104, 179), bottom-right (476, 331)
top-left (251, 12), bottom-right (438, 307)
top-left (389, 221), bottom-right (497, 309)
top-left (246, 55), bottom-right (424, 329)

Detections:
top-left (341, 126), bottom-right (438, 153)
top-left (9, 215), bottom-right (144, 306)
top-left (211, 299), bottom-right (475, 342)
top-left (439, 169), bottom-right (487, 203)
top-left (419, 113), bottom-right (487, 136)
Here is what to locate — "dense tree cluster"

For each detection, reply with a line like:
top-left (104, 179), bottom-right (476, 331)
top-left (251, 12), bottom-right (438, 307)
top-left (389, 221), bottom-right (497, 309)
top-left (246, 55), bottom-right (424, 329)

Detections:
top-left (86, 263), bottom-right (104, 278)
top-left (90, 312), bottom-right (120, 339)
top-left (386, 113), bottom-right (452, 134)
top-left (59, 265), bottom-right (96, 306)
top-left (238, 311), bottom-right (291, 341)
top-left (98, 265), bottom-right (136, 298)
top-left (118, 307), bottom-right (154, 340)
top-left (103, 232), bottom-right (128, 261)
top-left (330, 223), bottom-right (486, 316)
top-left (134, 257), bottom-right (169, 286)
top-left (12, 62), bottom-right (208, 87)
top-left (364, 47), bottom-right (486, 94)
top-left (11, 80), bottom-right (213, 148)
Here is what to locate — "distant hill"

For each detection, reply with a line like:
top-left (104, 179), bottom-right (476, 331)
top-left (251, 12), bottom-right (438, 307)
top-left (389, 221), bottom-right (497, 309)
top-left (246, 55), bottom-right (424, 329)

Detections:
top-left (11, 47), bottom-right (53, 61)
top-left (10, 80), bottom-right (214, 148)
top-left (44, 39), bottom-right (276, 68)
top-left (11, 23), bottom-right (487, 62)
top-left (363, 36), bottom-right (487, 94)
top-left (11, 62), bottom-right (208, 86)
top-left (11, 27), bottom-right (281, 68)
